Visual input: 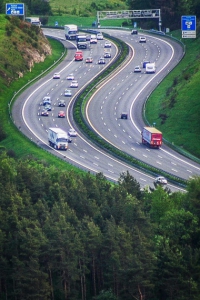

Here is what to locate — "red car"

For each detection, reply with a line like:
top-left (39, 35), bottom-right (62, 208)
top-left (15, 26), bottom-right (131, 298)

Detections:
top-left (58, 111), bottom-right (65, 118)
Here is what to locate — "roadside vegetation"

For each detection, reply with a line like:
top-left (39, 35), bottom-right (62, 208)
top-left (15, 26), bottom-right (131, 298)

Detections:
top-left (0, 15), bottom-right (85, 175)
top-left (0, 152), bottom-right (200, 300)
top-left (145, 31), bottom-right (200, 159)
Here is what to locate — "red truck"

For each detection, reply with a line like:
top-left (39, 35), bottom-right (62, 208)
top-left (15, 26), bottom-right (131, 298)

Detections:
top-left (141, 127), bottom-right (162, 148)
top-left (74, 51), bottom-right (83, 61)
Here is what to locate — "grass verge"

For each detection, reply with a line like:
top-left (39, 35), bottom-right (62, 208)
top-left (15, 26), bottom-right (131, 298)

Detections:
top-left (0, 37), bottom-right (86, 175)
top-left (145, 30), bottom-right (200, 159)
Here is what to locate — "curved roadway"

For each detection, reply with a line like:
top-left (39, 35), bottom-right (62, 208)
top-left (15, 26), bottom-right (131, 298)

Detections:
top-left (86, 29), bottom-right (200, 182)
top-left (12, 28), bottom-right (199, 192)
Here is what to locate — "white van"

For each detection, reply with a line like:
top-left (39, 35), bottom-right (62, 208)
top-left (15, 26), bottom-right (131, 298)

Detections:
top-left (146, 63), bottom-right (156, 73)
top-left (90, 34), bottom-right (97, 44)
top-left (97, 33), bottom-right (103, 40)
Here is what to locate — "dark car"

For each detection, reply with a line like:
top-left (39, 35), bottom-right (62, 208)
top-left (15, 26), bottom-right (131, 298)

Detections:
top-left (142, 61), bottom-right (150, 68)
top-left (131, 29), bottom-right (138, 35)
top-left (121, 112), bottom-right (128, 119)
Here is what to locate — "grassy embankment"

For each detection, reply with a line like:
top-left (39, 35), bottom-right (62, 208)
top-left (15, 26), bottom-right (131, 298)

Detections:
top-left (145, 31), bottom-right (200, 159)
top-left (0, 15), bottom-right (85, 175)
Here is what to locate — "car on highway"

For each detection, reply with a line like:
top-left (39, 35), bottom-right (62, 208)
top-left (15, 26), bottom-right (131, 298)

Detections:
top-left (85, 57), bottom-right (93, 63)
top-left (142, 60), bottom-right (150, 68)
top-left (67, 73), bottom-right (74, 80)
top-left (90, 35), bottom-right (97, 44)
top-left (131, 29), bottom-right (138, 34)
top-left (86, 35), bottom-right (91, 41)
top-left (121, 112), bottom-right (128, 119)
top-left (134, 66), bottom-right (141, 73)
top-left (68, 128), bottom-right (77, 137)
top-left (104, 41), bottom-right (112, 48)
top-left (58, 110), bottom-right (65, 118)
top-left (139, 36), bottom-right (146, 43)
top-left (70, 80), bottom-right (78, 88)
top-left (98, 57), bottom-right (105, 64)
top-left (154, 176), bottom-right (168, 186)
top-left (58, 99), bottom-right (66, 107)
top-left (41, 109), bottom-right (49, 116)
top-left (44, 104), bottom-right (52, 111)
top-left (64, 89), bottom-right (72, 97)
top-left (53, 72), bottom-right (60, 79)
top-left (104, 52), bottom-right (111, 58)
top-left (67, 136), bottom-right (72, 143)
top-left (97, 33), bottom-right (103, 40)
top-left (43, 96), bottom-right (51, 105)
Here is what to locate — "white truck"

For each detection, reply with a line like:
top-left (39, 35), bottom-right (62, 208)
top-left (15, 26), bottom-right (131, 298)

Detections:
top-left (25, 17), bottom-right (41, 26)
top-left (146, 62), bottom-right (156, 73)
top-left (64, 24), bottom-right (78, 40)
top-left (48, 128), bottom-right (69, 150)
top-left (76, 35), bottom-right (87, 49)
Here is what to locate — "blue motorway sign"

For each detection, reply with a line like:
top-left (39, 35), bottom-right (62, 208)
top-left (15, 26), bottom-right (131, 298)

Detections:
top-left (181, 15), bottom-right (196, 31)
top-left (6, 3), bottom-right (24, 16)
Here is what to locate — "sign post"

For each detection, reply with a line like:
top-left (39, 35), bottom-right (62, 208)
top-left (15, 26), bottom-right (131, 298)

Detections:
top-left (181, 15), bottom-right (196, 38)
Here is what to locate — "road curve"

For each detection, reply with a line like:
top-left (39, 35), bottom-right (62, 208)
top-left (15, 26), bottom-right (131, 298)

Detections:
top-left (86, 29), bottom-right (200, 182)
top-left (11, 28), bottom-right (191, 192)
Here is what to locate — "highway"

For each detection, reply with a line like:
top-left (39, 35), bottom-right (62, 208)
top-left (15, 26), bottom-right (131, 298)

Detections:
top-left (12, 28), bottom-right (199, 192)
top-left (86, 29), bottom-right (200, 181)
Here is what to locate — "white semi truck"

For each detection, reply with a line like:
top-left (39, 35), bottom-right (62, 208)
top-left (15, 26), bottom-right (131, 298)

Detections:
top-left (64, 24), bottom-right (78, 40)
top-left (48, 128), bottom-right (69, 150)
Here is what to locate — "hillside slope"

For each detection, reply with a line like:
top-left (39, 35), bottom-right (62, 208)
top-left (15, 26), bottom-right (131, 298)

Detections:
top-left (146, 31), bottom-right (200, 159)
top-left (0, 15), bottom-right (51, 89)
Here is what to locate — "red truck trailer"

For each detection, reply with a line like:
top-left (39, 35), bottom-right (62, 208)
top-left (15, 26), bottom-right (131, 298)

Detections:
top-left (141, 127), bottom-right (162, 148)
top-left (74, 51), bottom-right (83, 61)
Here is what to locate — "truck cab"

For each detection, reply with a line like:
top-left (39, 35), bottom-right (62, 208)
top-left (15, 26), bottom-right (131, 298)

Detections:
top-left (74, 51), bottom-right (83, 61)
top-left (76, 35), bottom-right (87, 49)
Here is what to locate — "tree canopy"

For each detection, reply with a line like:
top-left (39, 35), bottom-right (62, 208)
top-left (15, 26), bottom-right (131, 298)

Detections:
top-left (0, 152), bottom-right (200, 299)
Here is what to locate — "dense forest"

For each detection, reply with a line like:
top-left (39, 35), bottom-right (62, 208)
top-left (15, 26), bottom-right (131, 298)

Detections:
top-left (0, 152), bottom-right (200, 300)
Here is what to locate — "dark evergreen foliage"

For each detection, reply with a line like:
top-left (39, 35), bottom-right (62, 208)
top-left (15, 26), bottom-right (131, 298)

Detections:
top-left (0, 152), bottom-right (200, 300)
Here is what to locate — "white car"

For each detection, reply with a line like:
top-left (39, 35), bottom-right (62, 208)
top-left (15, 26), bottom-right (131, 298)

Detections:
top-left (70, 80), bottom-right (78, 88)
top-left (139, 36), bottom-right (146, 43)
top-left (53, 73), bottom-right (60, 79)
top-left (134, 66), bottom-right (141, 73)
top-left (67, 73), bottom-right (74, 80)
top-left (68, 128), bottom-right (77, 137)
top-left (104, 52), bottom-right (111, 58)
top-left (90, 35), bottom-right (97, 44)
top-left (98, 57), bottom-right (105, 64)
top-left (64, 89), bottom-right (72, 97)
top-left (104, 41), bottom-right (112, 48)
top-left (155, 176), bottom-right (168, 186)
top-left (97, 33), bottom-right (103, 40)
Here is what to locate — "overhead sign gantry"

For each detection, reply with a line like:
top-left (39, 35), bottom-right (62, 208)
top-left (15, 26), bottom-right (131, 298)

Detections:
top-left (97, 9), bottom-right (162, 30)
